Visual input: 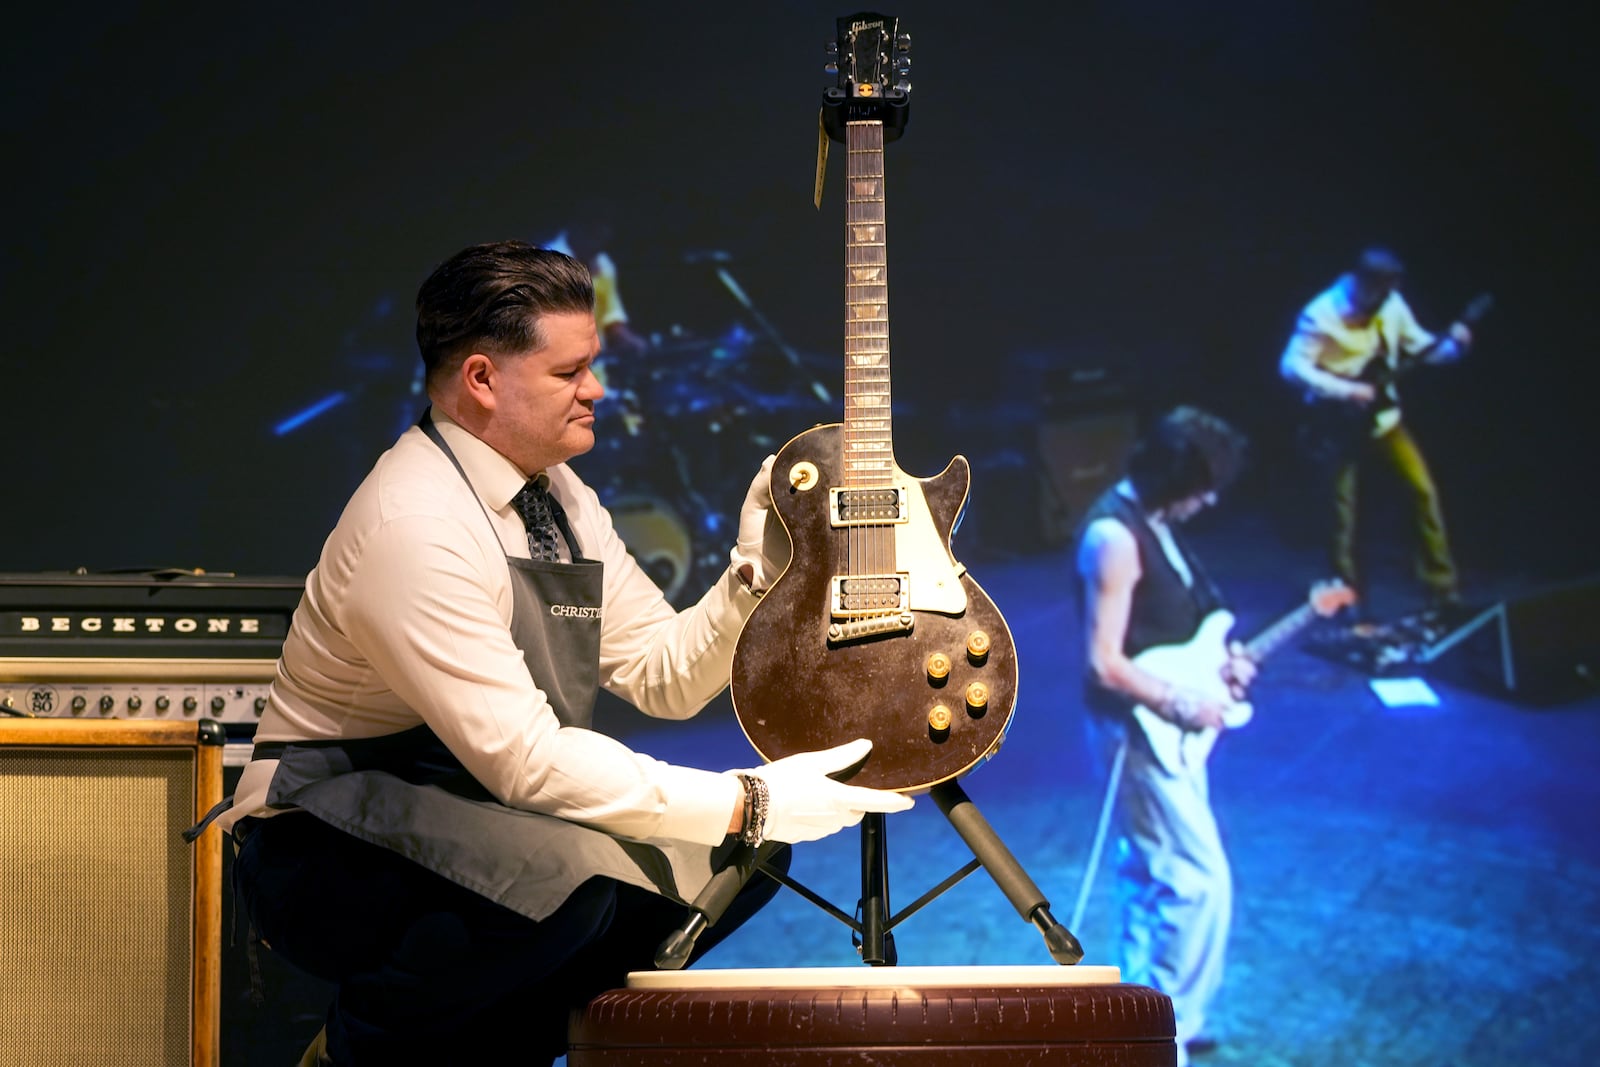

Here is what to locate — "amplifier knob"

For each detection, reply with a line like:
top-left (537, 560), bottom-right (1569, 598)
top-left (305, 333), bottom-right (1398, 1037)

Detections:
top-left (127, 695), bottom-right (143, 714)
top-left (210, 695), bottom-right (227, 714)
top-left (71, 695), bottom-right (87, 715)
top-left (155, 695), bottom-right (171, 714)
top-left (183, 695), bottom-right (199, 715)
top-left (254, 696), bottom-right (267, 716)
top-left (98, 694), bottom-right (115, 714)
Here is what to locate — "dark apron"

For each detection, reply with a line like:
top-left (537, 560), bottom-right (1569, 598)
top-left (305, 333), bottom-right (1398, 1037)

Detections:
top-left (244, 413), bottom-right (718, 920)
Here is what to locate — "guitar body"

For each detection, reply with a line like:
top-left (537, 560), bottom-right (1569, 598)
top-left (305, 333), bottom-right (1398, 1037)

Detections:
top-left (1128, 611), bottom-right (1252, 776)
top-left (1296, 358), bottom-right (1398, 463)
top-left (731, 423), bottom-right (1017, 793)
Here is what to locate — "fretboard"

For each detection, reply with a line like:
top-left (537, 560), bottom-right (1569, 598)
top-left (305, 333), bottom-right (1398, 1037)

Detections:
top-left (843, 120), bottom-right (893, 488)
top-left (1244, 602), bottom-right (1317, 663)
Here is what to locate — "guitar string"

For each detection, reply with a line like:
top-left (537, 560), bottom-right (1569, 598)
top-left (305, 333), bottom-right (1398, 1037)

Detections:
top-left (846, 119), bottom-right (894, 618)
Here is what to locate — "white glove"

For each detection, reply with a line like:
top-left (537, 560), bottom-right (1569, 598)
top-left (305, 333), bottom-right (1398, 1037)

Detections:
top-left (738, 738), bottom-right (913, 844)
top-left (728, 454), bottom-right (792, 594)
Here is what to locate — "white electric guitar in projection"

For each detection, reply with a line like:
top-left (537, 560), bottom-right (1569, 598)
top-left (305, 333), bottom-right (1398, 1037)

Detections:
top-left (1132, 580), bottom-right (1355, 774)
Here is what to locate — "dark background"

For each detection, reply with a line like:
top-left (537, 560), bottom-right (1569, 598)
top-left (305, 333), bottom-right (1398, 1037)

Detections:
top-left (6, 0), bottom-right (1597, 585)
top-left (6, 5), bottom-right (1599, 1065)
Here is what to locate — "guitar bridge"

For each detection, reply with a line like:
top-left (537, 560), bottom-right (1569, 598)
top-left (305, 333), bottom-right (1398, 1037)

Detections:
top-left (827, 611), bottom-right (914, 645)
top-left (830, 486), bottom-right (908, 526)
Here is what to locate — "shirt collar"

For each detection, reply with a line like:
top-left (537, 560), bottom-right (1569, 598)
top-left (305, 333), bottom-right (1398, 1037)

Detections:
top-left (429, 408), bottom-right (543, 513)
top-left (1334, 275), bottom-right (1395, 323)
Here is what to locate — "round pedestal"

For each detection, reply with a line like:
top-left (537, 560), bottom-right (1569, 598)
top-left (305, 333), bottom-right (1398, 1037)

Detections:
top-left (568, 965), bottom-right (1175, 1066)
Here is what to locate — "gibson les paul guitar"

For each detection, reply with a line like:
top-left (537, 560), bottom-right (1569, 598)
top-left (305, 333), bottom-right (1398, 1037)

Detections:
top-left (730, 13), bottom-right (1016, 793)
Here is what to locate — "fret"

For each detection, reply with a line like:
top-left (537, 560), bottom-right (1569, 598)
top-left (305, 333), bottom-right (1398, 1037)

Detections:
top-left (842, 120), bottom-right (892, 489)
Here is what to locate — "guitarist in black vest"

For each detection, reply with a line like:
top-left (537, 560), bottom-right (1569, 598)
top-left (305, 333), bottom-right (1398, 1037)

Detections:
top-left (1279, 247), bottom-right (1474, 614)
top-left (1074, 407), bottom-right (1253, 1064)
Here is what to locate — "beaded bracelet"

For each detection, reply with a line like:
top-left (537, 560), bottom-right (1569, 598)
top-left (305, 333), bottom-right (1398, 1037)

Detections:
top-left (736, 773), bottom-right (770, 847)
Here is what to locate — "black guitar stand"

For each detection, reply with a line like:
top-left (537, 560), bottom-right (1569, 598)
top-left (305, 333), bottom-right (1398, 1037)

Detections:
top-left (655, 778), bottom-right (1084, 969)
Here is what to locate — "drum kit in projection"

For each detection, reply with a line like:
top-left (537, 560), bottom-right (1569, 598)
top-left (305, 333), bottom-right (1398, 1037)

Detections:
top-left (583, 323), bottom-right (833, 606)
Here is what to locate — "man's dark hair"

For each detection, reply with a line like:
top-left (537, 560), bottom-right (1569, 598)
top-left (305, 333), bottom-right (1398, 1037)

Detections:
top-left (1352, 246), bottom-right (1405, 290)
top-left (416, 240), bottom-right (595, 389)
top-left (1126, 406), bottom-right (1247, 510)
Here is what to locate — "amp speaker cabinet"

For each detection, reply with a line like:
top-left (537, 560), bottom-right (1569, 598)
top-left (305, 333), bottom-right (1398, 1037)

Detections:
top-left (1503, 576), bottom-right (1600, 705)
top-left (0, 718), bottom-right (223, 1067)
top-left (1036, 410), bottom-right (1138, 548)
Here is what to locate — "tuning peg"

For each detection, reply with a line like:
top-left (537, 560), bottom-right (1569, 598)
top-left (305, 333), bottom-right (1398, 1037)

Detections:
top-left (896, 32), bottom-right (911, 52)
top-left (825, 60), bottom-right (839, 74)
top-left (825, 40), bottom-right (838, 54)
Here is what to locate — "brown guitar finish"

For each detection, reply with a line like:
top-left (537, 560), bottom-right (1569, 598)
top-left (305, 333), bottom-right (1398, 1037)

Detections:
top-left (730, 423), bottom-right (1017, 793)
top-left (730, 14), bottom-right (1015, 793)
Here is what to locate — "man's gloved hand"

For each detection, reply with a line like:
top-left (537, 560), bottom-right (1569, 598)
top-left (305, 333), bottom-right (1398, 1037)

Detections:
top-left (738, 738), bottom-right (913, 844)
top-left (729, 454), bottom-right (792, 594)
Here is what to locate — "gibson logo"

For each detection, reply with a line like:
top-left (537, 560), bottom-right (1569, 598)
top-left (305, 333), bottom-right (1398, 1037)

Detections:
top-left (4, 612), bottom-right (276, 637)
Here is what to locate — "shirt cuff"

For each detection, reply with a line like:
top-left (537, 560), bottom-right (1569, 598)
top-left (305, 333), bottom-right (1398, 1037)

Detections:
top-left (652, 762), bottom-right (743, 845)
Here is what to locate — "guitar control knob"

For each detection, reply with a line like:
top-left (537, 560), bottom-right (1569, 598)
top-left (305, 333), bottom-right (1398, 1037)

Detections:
top-left (965, 682), bottom-right (989, 715)
top-left (966, 630), bottom-right (991, 662)
top-left (926, 651), bottom-right (951, 682)
top-left (789, 461), bottom-right (820, 491)
top-left (928, 705), bottom-right (952, 734)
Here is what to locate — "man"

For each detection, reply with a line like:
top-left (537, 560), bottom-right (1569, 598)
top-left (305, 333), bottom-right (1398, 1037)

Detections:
top-left (1075, 406), bottom-right (1254, 1064)
top-left (1279, 247), bottom-right (1473, 612)
top-left (206, 241), bottom-right (912, 1066)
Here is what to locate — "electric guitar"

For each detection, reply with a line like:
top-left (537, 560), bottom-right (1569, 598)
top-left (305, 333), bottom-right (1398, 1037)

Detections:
top-left (1298, 292), bottom-right (1493, 463)
top-left (1131, 580), bottom-right (1356, 775)
top-left (729, 13), bottom-right (1016, 793)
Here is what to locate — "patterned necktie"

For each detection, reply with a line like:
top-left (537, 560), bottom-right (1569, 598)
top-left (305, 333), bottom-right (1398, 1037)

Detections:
top-left (512, 479), bottom-right (563, 562)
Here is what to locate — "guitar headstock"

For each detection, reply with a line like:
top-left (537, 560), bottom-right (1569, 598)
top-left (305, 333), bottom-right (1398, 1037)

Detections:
top-left (821, 11), bottom-right (911, 144)
top-left (1308, 579), bottom-right (1358, 618)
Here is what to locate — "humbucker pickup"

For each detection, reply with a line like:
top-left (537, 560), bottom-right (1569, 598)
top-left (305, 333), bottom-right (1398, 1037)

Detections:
top-left (830, 573), bottom-right (908, 617)
top-left (830, 486), bottom-right (908, 525)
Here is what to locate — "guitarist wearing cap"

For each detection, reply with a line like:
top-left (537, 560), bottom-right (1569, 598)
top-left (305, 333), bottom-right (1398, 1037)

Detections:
top-left (1280, 247), bottom-right (1483, 615)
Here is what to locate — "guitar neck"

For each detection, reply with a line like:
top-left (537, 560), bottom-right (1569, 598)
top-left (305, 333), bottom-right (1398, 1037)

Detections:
top-left (1243, 602), bottom-right (1318, 663)
top-left (844, 120), bottom-right (894, 488)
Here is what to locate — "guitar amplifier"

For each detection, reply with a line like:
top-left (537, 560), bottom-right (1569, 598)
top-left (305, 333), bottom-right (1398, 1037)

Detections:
top-left (0, 717), bottom-right (224, 1067)
top-left (0, 572), bottom-right (302, 745)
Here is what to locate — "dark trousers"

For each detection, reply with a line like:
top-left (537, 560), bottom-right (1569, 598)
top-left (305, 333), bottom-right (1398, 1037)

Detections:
top-left (234, 812), bottom-right (788, 1066)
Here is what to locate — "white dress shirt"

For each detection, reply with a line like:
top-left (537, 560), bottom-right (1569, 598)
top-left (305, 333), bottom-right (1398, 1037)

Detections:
top-left (220, 410), bottom-right (754, 846)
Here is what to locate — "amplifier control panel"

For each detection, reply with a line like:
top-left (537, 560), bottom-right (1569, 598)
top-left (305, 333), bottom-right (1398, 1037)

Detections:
top-left (0, 659), bottom-right (277, 726)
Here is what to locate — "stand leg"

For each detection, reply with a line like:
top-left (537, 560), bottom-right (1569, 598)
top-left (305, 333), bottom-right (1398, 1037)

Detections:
top-left (932, 780), bottom-right (1085, 965)
top-left (654, 841), bottom-right (784, 969)
top-left (857, 813), bottom-right (895, 965)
